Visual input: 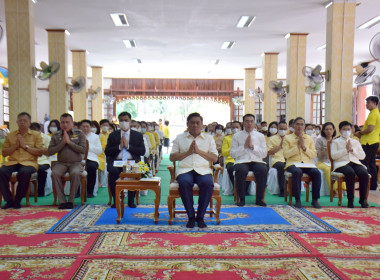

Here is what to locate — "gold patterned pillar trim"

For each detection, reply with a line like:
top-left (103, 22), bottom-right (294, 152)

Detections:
top-left (71, 50), bottom-right (87, 122)
top-left (47, 29), bottom-right (68, 121)
top-left (263, 53), bottom-right (279, 123)
top-left (286, 33), bottom-right (308, 121)
top-left (5, 0), bottom-right (36, 130)
top-left (91, 66), bottom-right (104, 121)
top-left (244, 68), bottom-right (256, 115)
top-left (325, 1), bottom-right (355, 125)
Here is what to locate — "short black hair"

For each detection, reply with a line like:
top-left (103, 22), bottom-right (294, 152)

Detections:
top-left (321, 122), bottom-right (336, 138)
top-left (243, 114), bottom-right (255, 122)
top-left (164, 120), bottom-right (169, 126)
top-left (232, 120), bottom-right (241, 127)
top-left (80, 119), bottom-right (92, 127)
top-left (48, 119), bottom-right (61, 133)
top-left (118, 111), bottom-right (132, 120)
top-left (288, 119), bottom-right (294, 126)
top-left (305, 123), bottom-right (314, 129)
top-left (99, 119), bottom-right (110, 126)
top-left (354, 124), bottom-right (360, 133)
top-left (293, 117), bottom-right (305, 124)
top-left (91, 120), bottom-right (100, 134)
top-left (279, 120), bottom-right (287, 126)
top-left (339, 121), bottom-right (352, 130)
top-left (366, 95), bottom-right (379, 105)
top-left (261, 121), bottom-right (267, 125)
top-left (17, 112), bottom-right (31, 120)
top-left (216, 124), bottom-right (224, 130)
top-left (30, 122), bottom-right (41, 131)
top-left (187, 112), bottom-right (203, 123)
top-left (60, 113), bottom-right (73, 120)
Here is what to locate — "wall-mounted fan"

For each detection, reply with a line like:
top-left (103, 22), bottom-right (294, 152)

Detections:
top-left (87, 87), bottom-right (101, 100)
top-left (232, 96), bottom-right (244, 107)
top-left (103, 95), bottom-right (116, 105)
top-left (373, 75), bottom-right (380, 97)
top-left (269, 81), bottom-right (287, 101)
top-left (354, 62), bottom-right (376, 84)
top-left (302, 65), bottom-right (325, 93)
top-left (370, 32), bottom-right (380, 62)
top-left (67, 76), bottom-right (85, 93)
top-left (248, 87), bottom-right (264, 101)
top-left (32, 61), bottom-right (60, 80)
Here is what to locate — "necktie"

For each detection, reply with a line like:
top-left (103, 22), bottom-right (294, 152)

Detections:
top-left (122, 132), bottom-right (129, 161)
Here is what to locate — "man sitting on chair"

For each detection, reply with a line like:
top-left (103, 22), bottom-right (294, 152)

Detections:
top-left (230, 114), bottom-right (267, 207)
top-left (0, 112), bottom-right (43, 209)
top-left (48, 113), bottom-right (86, 209)
top-left (105, 112), bottom-right (145, 208)
top-left (331, 121), bottom-right (369, 208)
top-left (170, 112), bottom-right (218, 228)
top-left (283, 117), bottom-right (321, 208)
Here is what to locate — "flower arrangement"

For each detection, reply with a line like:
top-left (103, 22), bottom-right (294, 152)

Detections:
top-left (136, 161), bottom-right (152, 178)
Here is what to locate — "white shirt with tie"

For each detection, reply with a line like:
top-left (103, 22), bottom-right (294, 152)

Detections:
top-left (230, 129), bottom-right (267, 164)
top-left (330, 136), bottom-right (366, 171)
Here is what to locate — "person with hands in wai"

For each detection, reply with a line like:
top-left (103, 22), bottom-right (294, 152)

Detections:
top-left (230, 114), bottom-right (268, 207)
top-left (170, 112), bottom-right (218, 229)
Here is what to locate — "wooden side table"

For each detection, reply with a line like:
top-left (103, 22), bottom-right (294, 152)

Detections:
top-left (115, 176), bottom-right (161, 224)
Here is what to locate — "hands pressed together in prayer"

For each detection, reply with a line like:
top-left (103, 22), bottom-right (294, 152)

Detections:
top-left (346, 139), bottom-right (353, 153)
top-left (244, 134), bottom-right (254, 150)
top-left (62, 130), bottom-right (71, 145)
top-left (297, 136), bottom-right (306, 151)
top-left (120, 134), bottom-right (129, 150)
top-left (16, 134), bottom-right (26, 149)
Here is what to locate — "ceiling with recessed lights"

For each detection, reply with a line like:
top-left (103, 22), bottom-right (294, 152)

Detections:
top-left (0, 0), bottom-right (379, 79)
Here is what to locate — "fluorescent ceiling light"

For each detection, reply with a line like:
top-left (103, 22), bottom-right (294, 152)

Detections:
top-left (317, 44), bottom-right (326, 50)
top-left (236, 16), bottom-right (256, 28)
top-left (65, 30), bottom-right (70, 36)
top-left (357, 16), bottom-right (380, 29)
top-left (110, 13), bottom-right (129, 27)
top-left (324, 1), bottom-right (333, 8)
top-left (133, 58), bottom-right (142, 64)
top-left (221, 41), bottom-right (235, 49)
top-left (123, 39), bottom-right (136, 48)
top-left (211, 59), bottom-right (220, 65)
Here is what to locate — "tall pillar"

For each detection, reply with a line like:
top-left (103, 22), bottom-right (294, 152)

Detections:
top-left (5, 0), bottom-right (36, 129)
top-left (47, 29), bottom-right (68, 121)
top-left (71, 50), bottom-right (87, 122)
top-left (286, 33), bottom-right (308, 121)
top-left (263, 53), bottom-right (279, 123)
top-left (91, 66), bottom-right (104, 121)
top-left (325, 1), bottom-right (355, 125)
top-left (244, 68), bottom-right (256, 115)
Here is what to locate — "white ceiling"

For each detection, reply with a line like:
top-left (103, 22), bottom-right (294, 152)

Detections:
top-left (0, 0), bottom-right (379, 79)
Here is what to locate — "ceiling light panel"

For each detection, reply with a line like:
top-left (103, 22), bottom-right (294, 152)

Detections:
top-left (236, 16), bottom-right (256, 28)
top-left (221, 41), bottom-right (235, 49)
top-left (357, 15), bottom-right (380, 29)
top-left (123, 40), bottom-right (136, 48)
top-left (317, 44), bottom-right (326, 50)
top-left (110, 13), bottom-right (129, 26)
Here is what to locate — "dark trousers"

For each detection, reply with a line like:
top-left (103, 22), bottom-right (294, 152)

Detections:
top-left (108, 166), bottom-right (135, 204)
top-left (0, 164), bottom-right (36, 204)
top-left (273, 162), bottom-right (285, 195)
top-left (361, 143), bottom-right (379, 190)
top-left (286, 165), bottom-right (321, 200)
top-left (37, 164), bottom-right (50, 196)
top-left (176, 170), bottom-right (214, 219)
top-left (226, 162), bottom-right (235, 186)
top-left (336, 162), bottom-right (369, 201)
top-left (86, 160), bottom-right (99, 196)
top-left (234, 162), bottom-right (267, 202)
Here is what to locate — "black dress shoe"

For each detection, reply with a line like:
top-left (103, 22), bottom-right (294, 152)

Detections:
top-left (13, 203), bottom-right (21, 209)
top-left (237, 201), bottom-right (245, 207)
top-left (347, 200), bottom-right (354, 208)
top-left (1, 201), bottom-right (14, 210)
top-left (311, 199), bottom-right (321, 209)
top-left (87, 194), bottom-right (94, 198)
top-left (128, 203), bottom-right (137, 208)
top-left (360, 202), bottom-right (369, 208)
top-left (65, 202), bottom-right (74, 209)
top-left (186, 218), bottom-right (196, 228)
top-left (294, 200), bottom-right (302, 208)
top-left (110, 204), bottom-right (116, 208)
top-left (196, 217), bottom-right (207, 228)
top-left (279, 193), bottom-right (284, 197)
top-left (256, 201), bottom-right (267, 207)
top-left (58, 203), bottom-right (67, 209)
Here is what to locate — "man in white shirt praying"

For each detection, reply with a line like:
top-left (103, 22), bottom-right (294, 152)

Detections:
top-left (170, 112), bottom-right (218, 229)
top-left (230, 114), bottom-right (268, 207)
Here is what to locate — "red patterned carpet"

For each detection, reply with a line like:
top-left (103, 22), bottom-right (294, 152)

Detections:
top-left (0, 206), bottom-right (379, 279)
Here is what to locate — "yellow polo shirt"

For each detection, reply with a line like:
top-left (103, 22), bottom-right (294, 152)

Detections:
top-left (283, 133), bottom-right (317, 169)
top-left (3, 129), bottom-right (43, 170)
top-left (267, 134), bottom-right (285, 167)
top-left (221, 135), bottom-right (234, 165)
top-left (163, 126), bottom-right (169, 138)
top-left (360, 108), bottom-right (380, 145)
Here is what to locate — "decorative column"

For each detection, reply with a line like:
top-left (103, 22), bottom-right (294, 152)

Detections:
top-left (286, 33), bottom-right (308, 121)
top-left (5, 0), bottom-right (36, 129)
top-left (47, 29), bottom-right (68, 121)
top-left (91, 66), bottom-right (104, 121)
top-left (263, 53), bottom-right (279, 123)
top-left (71, 50), bottom-right (87, 122)
top-left (244, 68), bottom-right (256, 115)
top-left (325, 1), bottom-right (356, 124)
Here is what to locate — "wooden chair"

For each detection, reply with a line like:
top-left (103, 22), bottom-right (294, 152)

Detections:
top-left (51, 140), bottom-right (89, 206)
top-left (167, 162), bottom-right (222, 225)
top-left (233, 171), bottom-right (257, 205)
top-left (327, 140), bottom-right (370, 206)
top-left (0, 172), bottom-right (38, 206)
top-left (284, 172), bottom-right (311, 205)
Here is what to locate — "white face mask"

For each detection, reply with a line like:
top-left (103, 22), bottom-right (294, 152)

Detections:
top-left (101, 126), bottom-right (109, 133)
top-left (341, 130), bottom-right (351, 139)
top-left (137, 127), bottom-right (141, 133)
top-left (155, 126), bottom-right (159, 131)
top-left (119, 121), bottom-right (130, 131)
top-left (50, 127), bottom-right (58, 133)
top-left (141, 128), bottom-right (146, 133)
top-left (232, 128), bottom-right (240, 134)
top-left (278, 130), bottom-right (287, 137)
top-left (269, 128), bottom-right (277, 135)
top-left (91, 127), bottom-right (97, 133)
top-left (131, 127), bottom-right (138, 131)
top-left (305, 129), bottom-right (313, 136)
top-left (289, 127), bottom-right (295, 132)
top-left (262, 126), bottom-right (268, 131)
top-left (225, 128), bottom-right (232, 135)
top-left (216, 129), bottom-right (222, 135)
top-left (315, 130), bottom-right (320, 135)
top-left (147, 126), bottom-right (153, 131)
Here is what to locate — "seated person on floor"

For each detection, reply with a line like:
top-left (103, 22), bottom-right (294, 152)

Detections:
top-left (30, 122), bottom-right (51, 197)
top-left (170, 112), bottom-right (218, 229)
top-left (283, 117), bottom-right (321, 209)
top-left (331, 121), bottom-right (369, 208)
top-left (48, 113), bottom-right (87, 209)
top-left (222, 121), bottom-right (241, 188)
top-left (267, 120), bottom-right (288, 197)
top-left (105, 112), bottom-right (145, 208)
top-left (230, 114), bottom-right (268, 207)
top-left (0, 112), bottom-right (43, 209)
top-left (80, 120), bottom-right (103, 198)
